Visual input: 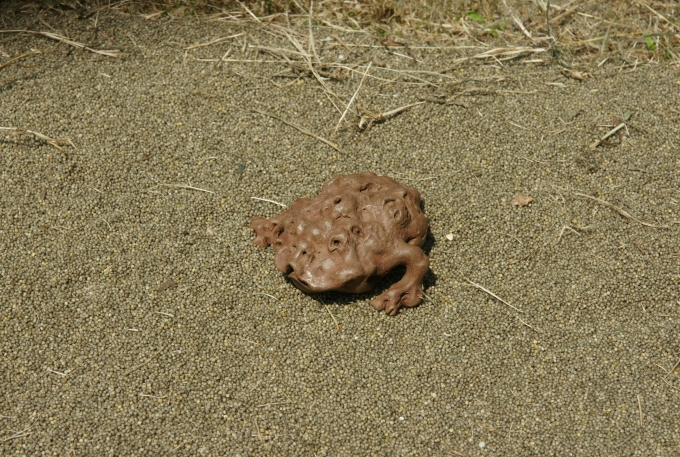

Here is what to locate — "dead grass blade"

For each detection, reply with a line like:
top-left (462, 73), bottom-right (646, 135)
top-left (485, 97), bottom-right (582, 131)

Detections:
top-left (0, 30), bottom-right (121, 57)
top-left (0, 49), bottom-right (43, 71)
top-left (279, 27), bottom-right (338, 100)
top-left (325, 304), bottom-right (340, 331)
top-left (551, 0), bottom-right (594, 24)
top-left (1, 126), bottom-right (75, 150)
top-left (589, 122), bottom-right (625, 148)
top-left (473, 47), bottom-right (547, 60)
top-left (465, 278), bottom-right (523, 313)
top-left (236, 0), bottom-right (261, 22)
top-left (252, 108), bottom-right (345, 154)
top-left (638, 1), bottom-right (680, 32)
top-left (122, 346), bottom-right (166, 376)
top-left (336, 61), bottom-right (371, 131)
top-left (572, 192), bottom-right (668, 228)
top-left (184, 32), bottom-right (247, 50)
top-left (250, 196), bottom-right (288, 208)
top-left (358, 101), bottom-right (425, 129)
top-left (147, 183), bottom-right (214, 193)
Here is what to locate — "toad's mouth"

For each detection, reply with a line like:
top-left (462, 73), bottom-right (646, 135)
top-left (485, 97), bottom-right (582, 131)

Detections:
top-left (287, 264), bottom-right (349, 293)
top-left (291, 276), bottom-right (308, 288)
top-left (286, 270), bottom-right (317, 292)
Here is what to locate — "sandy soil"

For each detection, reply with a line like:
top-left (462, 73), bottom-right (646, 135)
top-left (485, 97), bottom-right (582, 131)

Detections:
top-left (1, 9), bottom-right (680, 457)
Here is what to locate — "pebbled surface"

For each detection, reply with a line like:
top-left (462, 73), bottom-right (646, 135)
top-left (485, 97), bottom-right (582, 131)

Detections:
top-left (1, 8), bottom-right (680, 457)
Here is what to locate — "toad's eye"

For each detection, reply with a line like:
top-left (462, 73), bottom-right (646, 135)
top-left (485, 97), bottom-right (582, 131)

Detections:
top-left (351, 226), bottom-right (363, 237)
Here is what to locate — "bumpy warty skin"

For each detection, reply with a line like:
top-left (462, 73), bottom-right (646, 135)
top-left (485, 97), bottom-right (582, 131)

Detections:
top-left (250, 172), bottom-right (429, 315)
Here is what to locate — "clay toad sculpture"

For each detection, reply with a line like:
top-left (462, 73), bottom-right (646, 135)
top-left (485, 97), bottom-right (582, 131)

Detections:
top-left (250, 172), bottom-right (429, 315)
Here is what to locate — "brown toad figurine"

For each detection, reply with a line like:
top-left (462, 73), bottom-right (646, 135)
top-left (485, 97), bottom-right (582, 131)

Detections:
top-left (250, 172), bottom-right (429, 315)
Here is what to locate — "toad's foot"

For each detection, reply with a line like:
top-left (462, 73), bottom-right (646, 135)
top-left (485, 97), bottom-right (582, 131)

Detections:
top-left (368, 241), bottom-right (429, 315)
top-left (370, 284), bottom-right (423, 316)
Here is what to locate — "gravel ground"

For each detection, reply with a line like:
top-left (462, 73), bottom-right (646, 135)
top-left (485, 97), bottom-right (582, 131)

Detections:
top-left (1, 9), bottom-right (680, 457)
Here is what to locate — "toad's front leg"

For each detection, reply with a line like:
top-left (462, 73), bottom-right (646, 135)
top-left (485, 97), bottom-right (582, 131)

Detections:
top-left (369, 242), bottom-right (429, 316)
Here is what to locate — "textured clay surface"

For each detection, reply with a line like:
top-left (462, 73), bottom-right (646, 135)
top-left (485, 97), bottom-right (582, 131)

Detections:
top-left (251, 172), bottom-right (429, 315)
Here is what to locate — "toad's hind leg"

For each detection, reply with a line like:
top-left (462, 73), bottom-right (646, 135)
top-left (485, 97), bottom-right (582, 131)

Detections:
top-left (369, 242), bottom-right (429, 316)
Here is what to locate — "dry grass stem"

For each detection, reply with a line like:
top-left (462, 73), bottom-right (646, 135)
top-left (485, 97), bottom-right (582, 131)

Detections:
top-left (236, 0), bottom-right (260, 22)
top-left (325, 305), bottom-right (340, 332)
top-left (0, 49), bottom-right (43, 70)
top-left (518, 317), bottom-right (540, 332)
top-left (663, 355), bottom-right (680, 381)
top-left (551, 0), bottom-right (592, 24)
top-left (235, 335), bottom-right (259, 345)
top-left (1, 126), bottom-right (75, 150)
top-left (252, 45), bottom-right (309, 58)
top-left (331, 34), bottom-right (351, 52)
top-left (474, 47), bottom-right (547, 60)
top-left (139, 393), bottom-right (168, 399)
top-left (465, 278), bottom-right (523, 313)
top-left (590, 122), bottom-right (626, 148)
top-left (279, 27), bottom-right (338, 101)
top-left (257, 400), bottom-right (290, 408)
top-left (637, 394), bottom-right (643, 427)
top-left (336, 61), bottom-right (371, 131)
top-left (207, 58), bottom-right (283, 63)
top-left (0, 30), bottom-right (120, 57)
top-left (1, 429), bottom-right (32, 442)
top-left (252, 108), bottom-right (345, 153)
top-left (123, 346), bottom-right (166, 376)
top-left (327, 64), bottom-right (398, 83)
top-left (358, 101), bottom-right (425, 129)
top-left (508, 121), bottom-right (527, 129)
top-left (154, 311), bottom-right (174, 317)
top-left (556, 225), bottom-right (579, 244)
top-left (308, 1), bottom-right (318, 64)
top-left (45, 367), bottom-right (70, 376)
top-left (184, 32), bottom-right (246, 50)
top-left (639, 2), bottom-right (679, 32)
top-left (572, 192), bottom-right (668, 228)
top-left (250, 196), bottom-right (288, 208)
top-left (513, 16), bottom-right (534, 41)
top-left (148, 183), bottom-right (214, 193)
top-left (254, 292), bottom-right (279, 300)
